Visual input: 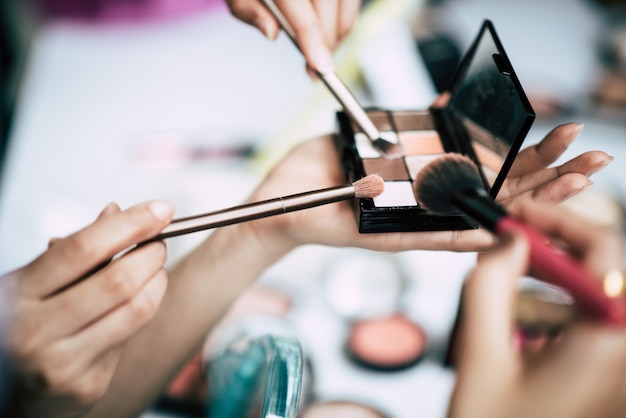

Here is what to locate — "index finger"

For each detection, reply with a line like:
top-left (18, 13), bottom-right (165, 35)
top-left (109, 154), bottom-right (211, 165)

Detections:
top-left (459, 230), bottom-right (530, 373)
top-left (20, 200), bottom-right (174, 298)
top-left (272, 0), bottom-right (334, 72)
top-left (508, 123), bottom-right (583, 177)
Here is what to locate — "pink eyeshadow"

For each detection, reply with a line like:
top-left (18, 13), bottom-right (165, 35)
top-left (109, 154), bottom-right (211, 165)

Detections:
top-left (362, 158), bottom-right (409, 180)
top-left (398, 131), bottom-right (444, 155)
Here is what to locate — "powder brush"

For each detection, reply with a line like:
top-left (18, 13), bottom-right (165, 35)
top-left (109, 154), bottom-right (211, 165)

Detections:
top-left (145, 174), bottom-right (384, 242)
top-left (261, 0), bottom-right (404, 159)
top-left (414, 153), bottom-right (625, 324)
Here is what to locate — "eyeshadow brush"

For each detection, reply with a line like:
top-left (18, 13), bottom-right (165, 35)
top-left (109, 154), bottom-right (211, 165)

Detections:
top-left (261, 0), bottom-right (404, 160)
top-left (414, 153), bottom-right (626, 324)
top-left (143, 174), bottom-right (384, 243)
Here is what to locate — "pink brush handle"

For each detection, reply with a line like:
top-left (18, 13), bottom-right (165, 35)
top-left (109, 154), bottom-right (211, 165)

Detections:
top-left (497, 217), bottom-right (626, 324)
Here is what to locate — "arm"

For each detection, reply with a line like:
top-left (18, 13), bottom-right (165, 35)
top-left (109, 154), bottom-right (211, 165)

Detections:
top-left (90, 121), bottom-right (611, 417)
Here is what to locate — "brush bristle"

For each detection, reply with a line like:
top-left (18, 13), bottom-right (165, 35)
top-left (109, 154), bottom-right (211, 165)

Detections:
top-left (374, 139), bottom-right (405, 160)
top-left (353, 174), bottom-right (385, 198)
top-left (414, 153), bottom-right (483, 214)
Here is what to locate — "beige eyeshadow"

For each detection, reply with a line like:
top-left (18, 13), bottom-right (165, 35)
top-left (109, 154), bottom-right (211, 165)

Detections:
top-left (391, 110), bottom-right (434, 131)
top-left (398, 130), bottom-right (444, 155)
top-left (405, 155), bottom-right (442, 179)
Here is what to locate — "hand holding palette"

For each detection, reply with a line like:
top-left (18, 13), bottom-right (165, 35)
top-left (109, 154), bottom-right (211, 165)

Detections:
top-left (334, 20), bottom-right (535, 233)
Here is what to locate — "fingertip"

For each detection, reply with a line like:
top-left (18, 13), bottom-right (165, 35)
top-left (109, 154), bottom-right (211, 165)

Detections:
top-left (305, 64), bottom-right (319, 81)
top-left (48, 237), bottom-right (62, 249)
top-left (254, 16), bottom-right (279, 41)
top-left (308, 44), bottom-right (334, 73)
top-left (149, 200), bottom-right (175, 222)
top-left (546, 122), bottom-right (584, 149)
top-left (97, 202), bottom-right (121, 220)
top-left (586, 153), bottom-right (614, 177)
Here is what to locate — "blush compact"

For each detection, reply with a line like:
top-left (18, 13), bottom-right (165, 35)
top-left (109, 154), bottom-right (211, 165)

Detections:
top-left (334, 20), bottom-right (535, 233)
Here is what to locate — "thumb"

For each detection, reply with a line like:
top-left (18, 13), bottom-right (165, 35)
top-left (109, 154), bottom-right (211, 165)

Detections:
top-left (457, 229), bottom-right (530, 375)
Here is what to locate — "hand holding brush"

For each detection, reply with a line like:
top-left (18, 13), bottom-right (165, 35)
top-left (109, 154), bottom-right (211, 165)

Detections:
top-left (414, 153), bottom-right (626, 324)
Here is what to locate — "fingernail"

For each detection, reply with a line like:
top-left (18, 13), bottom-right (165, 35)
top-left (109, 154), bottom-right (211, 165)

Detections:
top-left (573, 123), bottom-right (585, 134)
top-left (561, 123), bottom-right (584, 148)
top-left (306, 65), bottom-right (319, 81)
top-left (150, 200), bottom-right (174, 220)
top-left (565, 180), bottom-right (593, 200)
top-left (255, 18), bottom-right (277, 41)
top-left (312, 46), bottom-right (334, 73)
top-left (586, 155), bottom-right (614, 176)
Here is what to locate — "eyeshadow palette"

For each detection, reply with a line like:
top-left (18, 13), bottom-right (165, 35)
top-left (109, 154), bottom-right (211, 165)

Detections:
top-left (334, 20), bottom-right (535, 233)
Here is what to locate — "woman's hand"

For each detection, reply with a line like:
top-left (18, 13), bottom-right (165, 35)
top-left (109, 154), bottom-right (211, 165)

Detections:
top-left (226, 0), bottom-right (361, 75)
top-left (2, 200), bottom-right (174, 418)
top-left (243, 122), bottom-right (612, 254)
top-left (448, 202), bottom-right (626, 418)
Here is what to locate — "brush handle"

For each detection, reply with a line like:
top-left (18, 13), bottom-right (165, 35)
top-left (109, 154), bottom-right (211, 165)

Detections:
top-left (497, 217), bottom-right (626, 324)
top-left (260, 0), bottom-right (380, 142)
top-left (145, 184), bottom-right (355, 242)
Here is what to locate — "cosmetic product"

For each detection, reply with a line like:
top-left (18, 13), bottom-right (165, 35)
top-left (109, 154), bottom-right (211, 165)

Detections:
top-left (334, 20), bottom-right (535, 232)
top-left (346, 313), bottom-right (427, 371)
top-left (414, 152), bottom-right (626, 324)
top-left (144, 174), bottom-right (383, 242)
top-left (300, 400), bottom-right (389, 418)
top-left (322, 251), bottom-right (427, 371)
top-left (260, 0), bottom-right (403, 159)
top-left (206, 332), bottom-right (303, 418)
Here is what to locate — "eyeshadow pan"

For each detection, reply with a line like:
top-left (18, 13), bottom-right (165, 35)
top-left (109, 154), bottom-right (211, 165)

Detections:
top-left (373, 181), bottom-right (417, 207)
top-left (362, 157), bottom-right (409, 180)
top-left (351, 110), bottom-right (393, 132)
top-left (354, 133), bottom-right (381, 158)
top-left (398, 131), bottom-right (444, 155)
top-left (334, 21), bottom-right (535, 233)
top-left (355, 131), bottom-right (399, 158)
top-left (391, 110), bottom-right (434, 131)
top-left (405, 154), bottom-right (442, 179)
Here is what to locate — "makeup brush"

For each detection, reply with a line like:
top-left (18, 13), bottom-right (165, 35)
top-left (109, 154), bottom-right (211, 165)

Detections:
top-left (145, 174), bottom-right (384, 242)
top-left (414, 153), bottom-right (626, 324)
top-left (261, 0), bottom-right (404, 160)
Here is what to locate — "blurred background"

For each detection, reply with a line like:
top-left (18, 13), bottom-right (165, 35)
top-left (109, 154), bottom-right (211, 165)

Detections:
top-left (1, 0), bottom-right (625, 417)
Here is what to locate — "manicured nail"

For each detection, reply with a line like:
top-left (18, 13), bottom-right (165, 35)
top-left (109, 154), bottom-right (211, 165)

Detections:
top-left (150, 200), bottom-right (174, 220)
top-left (255, 18), bottom-right (277, 41)
top-left (562, 123), bottom-right (584, 148)
top-left (312, 46), bottom-right (334, 73)
top-left (565, 181), bottom-right (593, 200)
top-left (573, 123), bottom-right (585, 134)
top-left (586, 155), bottom-right (614, 176)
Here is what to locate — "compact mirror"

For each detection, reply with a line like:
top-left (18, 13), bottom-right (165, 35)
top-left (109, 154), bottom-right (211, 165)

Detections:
top-left (448, 20), bottom-right (535, 195)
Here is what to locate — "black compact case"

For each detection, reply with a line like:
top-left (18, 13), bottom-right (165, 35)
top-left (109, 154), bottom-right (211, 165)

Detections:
top-left (334, 20), bottom-right (535, 233)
